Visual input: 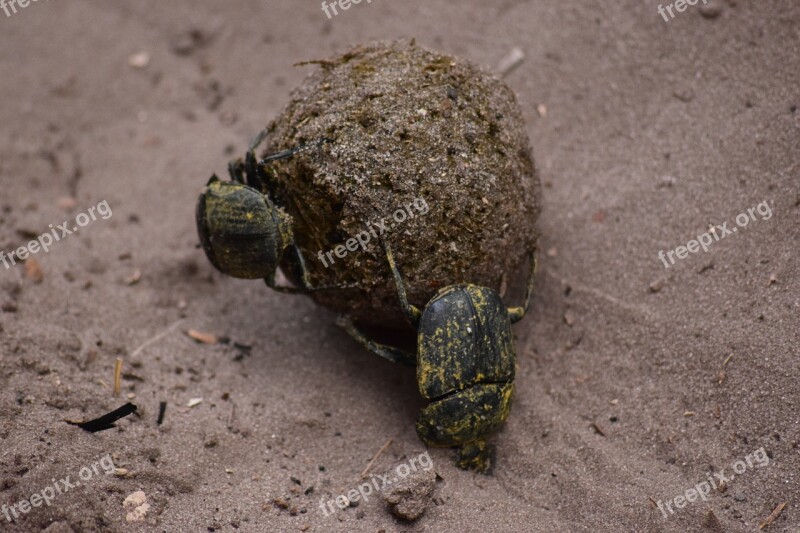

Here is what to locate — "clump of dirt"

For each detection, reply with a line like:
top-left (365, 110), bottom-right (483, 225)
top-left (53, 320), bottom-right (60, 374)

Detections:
top-left (262, 39), bottom-right (540, 326)
top-left (380, 463), bottom-right (437, 521)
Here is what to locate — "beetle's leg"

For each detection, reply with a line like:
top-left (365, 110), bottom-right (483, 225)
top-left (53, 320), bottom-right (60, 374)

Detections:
top-left (288, 242), bottom-right (315, 290)
top-left (336, 315), bottom-right (416, 366)
top-left (255, 160), bottom-right (281, 199)
top-left (253, 137), bottom-right (333, 196)
top-left (264, 270), bottom-right (354, 294)
top-left (263, 268), bottom-right (305, 294)
top-left (456, 439), bottom-right (494, 473)
top-left (246, 129), bottom-right (288, 192)
top-left (264, 244), bottom-right (356, 293)
top-left (383, 242), bottom-right (422, 328)
top-left (285, 243), bottom-right (357, 292)
top-left (248, 127), bottom-right (270, 153)
top-left (259, 137), bottom-right (333, 165)
top-left (244, 149), bottom-right (264, 191)
top-left (227, 158), bottom-right (246, 183)
top-left (507, 251), bottom-right (537, 324)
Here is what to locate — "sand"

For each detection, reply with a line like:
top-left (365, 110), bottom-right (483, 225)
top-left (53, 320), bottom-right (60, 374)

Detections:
top-left (0, 1), bottom-right (798, 532)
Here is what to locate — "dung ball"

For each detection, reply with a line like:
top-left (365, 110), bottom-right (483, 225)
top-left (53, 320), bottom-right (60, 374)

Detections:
top-left (262, 39), bottom-right (541, 326)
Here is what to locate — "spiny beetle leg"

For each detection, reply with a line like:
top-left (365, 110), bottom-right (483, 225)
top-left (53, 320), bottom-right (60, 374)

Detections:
top-left (244, 150), bottom-right (263, 190)
top-left (264, 269), bottom-right (305, 294)
top-left (336, 315), bottom-right (416, 366)
top-left (383, 241), bottom-right (422, 328)
top-left (508, 251), bottom-right (538, 324)
top-left (285, 244), bottom-right (357, 292)
top-left (227, 158), bottom-right (246, 183)
top-left (248, 127), bottom-right (270, 153)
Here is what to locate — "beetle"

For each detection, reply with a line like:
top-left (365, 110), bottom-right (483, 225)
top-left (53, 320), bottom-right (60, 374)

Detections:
top-left (196, 129), bottom-right (339, 293)
top-left (338, 241), bottom-right (536, 472)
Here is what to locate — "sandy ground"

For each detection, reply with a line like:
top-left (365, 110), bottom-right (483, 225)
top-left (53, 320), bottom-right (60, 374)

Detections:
top-left (1, 1), bottom-right (798, 532)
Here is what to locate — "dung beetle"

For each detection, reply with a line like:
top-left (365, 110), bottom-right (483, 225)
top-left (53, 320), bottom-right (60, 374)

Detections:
top-left (196, 129), bottom-right (340, 293)
top-left (338, 241), bottom-right (536, 472)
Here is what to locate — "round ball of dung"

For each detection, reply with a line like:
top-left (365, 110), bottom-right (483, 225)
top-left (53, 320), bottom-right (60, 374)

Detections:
top-left (262, 39), bottom-right (541, 327)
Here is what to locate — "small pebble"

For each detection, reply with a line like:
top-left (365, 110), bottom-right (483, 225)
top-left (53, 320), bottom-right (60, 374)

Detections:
top-left (496, 47), bottom-right (525, 78)
top-left (649, 279), bottom-right (666, 293)
top-left (187, 398), bottom-right (203, 408)
top-left (699, 0), bottom-right (723, 18)
top-left (56, 197), bottom-right (78, 210)
top-left (537, 104), bottom-right (548, 117)
top-left (673, 88), bottom-right (694, 102)
top-left (125, 269), bottom-right (142, 285)
top-left (128, 52), bottom-right (150, 69)
top-left (657, 175), bottom-right (676, 188)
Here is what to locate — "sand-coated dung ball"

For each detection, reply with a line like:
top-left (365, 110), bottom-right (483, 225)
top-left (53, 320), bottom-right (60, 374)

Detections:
top-left (262, 40), bottom-right (541, 326)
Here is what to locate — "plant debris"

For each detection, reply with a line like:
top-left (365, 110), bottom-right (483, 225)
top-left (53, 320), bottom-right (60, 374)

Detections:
top-left (24, 258), bottom-right (44, 283)
top-left (759, 502), bottom-right (787, 530)
top-left (66, 403), bottom-right (137, 432)
top-left (157, 401), bottom-right (167, 425)
top-left (359, 438), bottom-right (392, 480)
top-left (186, 329), bottom-right (218, 344)
top-left (113, 357), bottom-right (123, 396)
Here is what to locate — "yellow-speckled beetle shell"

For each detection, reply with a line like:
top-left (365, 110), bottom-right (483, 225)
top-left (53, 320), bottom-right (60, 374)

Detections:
top-left (338, 242), bottom-right (536, 472)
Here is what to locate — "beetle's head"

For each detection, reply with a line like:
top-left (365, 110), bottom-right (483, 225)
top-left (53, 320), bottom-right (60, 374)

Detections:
top-left (196, 176), bottom-right (292, 279)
